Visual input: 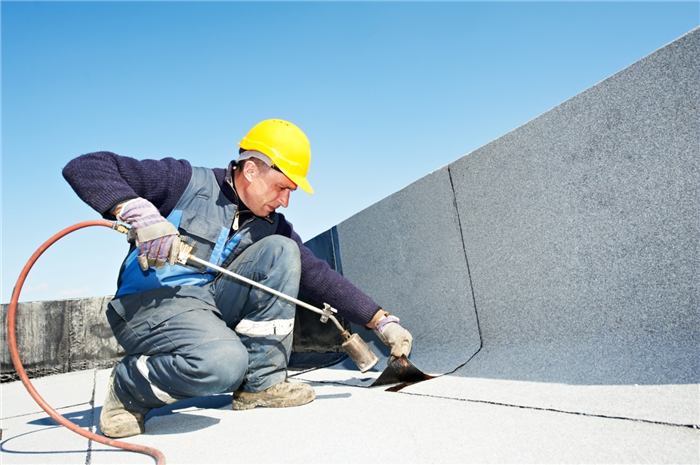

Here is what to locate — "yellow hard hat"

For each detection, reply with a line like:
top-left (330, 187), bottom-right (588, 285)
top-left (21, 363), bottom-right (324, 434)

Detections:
top-left (238, 119), bottom-right (314, 194)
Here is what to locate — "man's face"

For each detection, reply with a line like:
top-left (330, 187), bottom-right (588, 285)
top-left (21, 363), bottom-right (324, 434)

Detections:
top-left (245, 166), bottom-right (298, 217)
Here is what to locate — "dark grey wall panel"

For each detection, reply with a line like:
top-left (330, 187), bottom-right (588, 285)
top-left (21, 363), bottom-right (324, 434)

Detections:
top-left (335, 167), bottom-right (481, 374)
top-left (448, 28), bottom-right (699, 384)
top-left (293, 227), bottom-right (349, 359)
top-left (1, 296), bottom-right (124, 381)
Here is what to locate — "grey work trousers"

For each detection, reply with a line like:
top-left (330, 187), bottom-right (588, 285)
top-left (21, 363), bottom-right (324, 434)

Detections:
top-left (106, 235), bottom-right (301, 412)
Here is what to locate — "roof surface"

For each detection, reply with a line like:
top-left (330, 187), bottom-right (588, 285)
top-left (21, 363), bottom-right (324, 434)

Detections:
top-left (2, 365), bottom-right (698, 464)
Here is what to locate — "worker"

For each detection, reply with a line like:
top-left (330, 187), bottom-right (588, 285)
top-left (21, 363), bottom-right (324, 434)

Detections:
top-left (62, 119), bottom-right (413, 439)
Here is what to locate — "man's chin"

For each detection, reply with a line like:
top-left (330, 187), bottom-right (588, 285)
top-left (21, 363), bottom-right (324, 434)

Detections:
top-left (253, 207), bottom-right (275, 217)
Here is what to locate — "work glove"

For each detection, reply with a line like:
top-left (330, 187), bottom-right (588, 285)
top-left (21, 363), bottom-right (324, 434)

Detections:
top-left (117, 197), bottom-right (181, 271)
top-left (374, 315), bottom-right (413, 358)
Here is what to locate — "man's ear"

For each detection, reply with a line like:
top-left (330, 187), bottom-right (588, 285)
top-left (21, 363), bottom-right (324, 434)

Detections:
top-left (241, 159), bottom-right (259, 181)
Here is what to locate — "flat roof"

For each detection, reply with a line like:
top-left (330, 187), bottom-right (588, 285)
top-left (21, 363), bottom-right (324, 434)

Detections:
top-left (2, 364), bottom-right (697, 464)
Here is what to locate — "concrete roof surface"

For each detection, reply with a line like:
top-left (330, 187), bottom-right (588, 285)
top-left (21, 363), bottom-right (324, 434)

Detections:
top-left (2, 365), bottom-right (698, 464)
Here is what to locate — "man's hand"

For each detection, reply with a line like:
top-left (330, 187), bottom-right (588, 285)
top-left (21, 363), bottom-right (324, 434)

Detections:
top-left (374, 315), bottom-right (413, 358)
top-left (116, 198), bottom-right (180, 271)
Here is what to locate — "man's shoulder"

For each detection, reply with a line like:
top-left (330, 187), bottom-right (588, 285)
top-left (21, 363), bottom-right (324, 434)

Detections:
top-left (210, 167), bottom-right (226, 183)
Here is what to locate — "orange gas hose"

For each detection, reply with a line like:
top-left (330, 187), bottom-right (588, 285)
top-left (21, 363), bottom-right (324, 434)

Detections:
top-left (6, 220), bottom-right (166, 465)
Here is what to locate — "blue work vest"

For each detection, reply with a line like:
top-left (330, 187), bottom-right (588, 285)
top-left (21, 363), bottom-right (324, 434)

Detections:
top-left (115, 166), bottom-right (280, 296)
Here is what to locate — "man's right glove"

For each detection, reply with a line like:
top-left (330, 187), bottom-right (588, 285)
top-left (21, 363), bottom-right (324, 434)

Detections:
top-left (374, 315), bottom-right (413, 358)
top-left (116, 197), bottom-right (181, 271)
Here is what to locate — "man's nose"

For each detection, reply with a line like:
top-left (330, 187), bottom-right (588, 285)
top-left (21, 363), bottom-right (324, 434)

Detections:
top-left (279, 190), bottom-right (290, 208)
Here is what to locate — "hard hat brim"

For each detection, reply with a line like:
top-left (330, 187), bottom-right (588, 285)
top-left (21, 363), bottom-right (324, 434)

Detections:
top-left (285, 171), bottom-right (314, 194)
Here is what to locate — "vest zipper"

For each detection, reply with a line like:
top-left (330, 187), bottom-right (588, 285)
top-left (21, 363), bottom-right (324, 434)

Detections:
top-left (228, 215), bottom-right (255, 244)
top-left (232, 211), bottom-right (240, 232)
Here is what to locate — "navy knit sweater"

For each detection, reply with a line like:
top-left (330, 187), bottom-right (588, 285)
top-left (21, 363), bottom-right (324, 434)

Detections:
top-left (62, 151), bottom-right (380, 326)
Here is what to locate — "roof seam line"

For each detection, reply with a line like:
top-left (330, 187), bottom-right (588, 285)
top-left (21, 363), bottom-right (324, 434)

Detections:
top-left (399, 391), bottom-right (700, 429)
top-left (447, 165), bottom-right (483, 352)
top-left (84, 368), bottom-right (97, 465)
top-left (0, 401), bottom-right (93, 420)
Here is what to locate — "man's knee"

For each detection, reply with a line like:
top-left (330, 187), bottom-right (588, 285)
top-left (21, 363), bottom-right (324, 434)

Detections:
top-left (180, 340), bottom-right (249, 394)
top-left (260, 236), bottom-right (301, 271)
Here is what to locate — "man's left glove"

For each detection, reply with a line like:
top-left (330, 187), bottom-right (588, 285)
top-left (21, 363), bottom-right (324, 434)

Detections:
top-left (374, 315), bottom-right (413, 358)
top-left (117, 197), bottom-right (181, 271)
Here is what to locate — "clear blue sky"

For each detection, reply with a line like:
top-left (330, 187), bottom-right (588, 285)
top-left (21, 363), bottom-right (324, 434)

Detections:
top-left (2, 1), bottom-right (698, 303)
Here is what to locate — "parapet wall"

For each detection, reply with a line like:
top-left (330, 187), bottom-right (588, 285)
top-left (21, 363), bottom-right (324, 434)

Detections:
top-left (1, 297), bottom-right (124, 382)
top-left (446, 27), bottom-right (699, 385)
top-left (307, 27), bottom-right (699, 385)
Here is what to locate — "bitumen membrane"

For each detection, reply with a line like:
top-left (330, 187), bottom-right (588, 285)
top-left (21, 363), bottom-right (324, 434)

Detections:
top-left (2, 363), bottom-right (698, 464)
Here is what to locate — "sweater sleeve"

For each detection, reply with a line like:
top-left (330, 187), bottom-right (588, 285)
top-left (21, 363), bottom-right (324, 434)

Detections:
top-left (62, 151), bottom-right (193, 218)
top-left (275, 216), bottom-right (381, 327)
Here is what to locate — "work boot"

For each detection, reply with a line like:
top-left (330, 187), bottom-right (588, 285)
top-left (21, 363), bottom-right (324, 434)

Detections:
top-left (99, 368), bottom-right (151, 438)
top-left (232, 381), bottom-right (315, 410)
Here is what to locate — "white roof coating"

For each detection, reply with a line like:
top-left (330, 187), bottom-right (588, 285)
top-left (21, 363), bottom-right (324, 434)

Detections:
top-left (2, 366), bottom-right (698, 464)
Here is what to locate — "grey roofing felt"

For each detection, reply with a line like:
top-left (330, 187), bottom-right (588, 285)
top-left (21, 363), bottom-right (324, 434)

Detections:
top-left (336, 166), bottom-right (481, 375)
top-left (447, 27), bottom-right (700, 362)
top-left (2, 27), bottom-right (700, 465)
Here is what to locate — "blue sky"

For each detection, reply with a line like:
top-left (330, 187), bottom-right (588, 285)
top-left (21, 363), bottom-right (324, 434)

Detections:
top-left (2, 1), bottom-right (698, 303)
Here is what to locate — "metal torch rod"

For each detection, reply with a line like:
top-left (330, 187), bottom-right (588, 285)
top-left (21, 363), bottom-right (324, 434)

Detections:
top-left (184, 254), bottom-right (346, 334)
